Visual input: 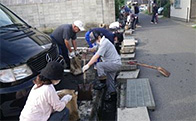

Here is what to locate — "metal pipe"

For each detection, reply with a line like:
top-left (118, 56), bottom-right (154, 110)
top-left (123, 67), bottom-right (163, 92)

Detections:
top-left (186, 7), bottom-right (189, 23)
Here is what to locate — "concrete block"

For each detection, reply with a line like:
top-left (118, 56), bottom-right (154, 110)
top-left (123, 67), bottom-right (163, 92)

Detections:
top-left (122, 39), bottom-right (136, 46)
top-left (117, 107), bottom-right (150, 121)
top-left (121, 46), bottom-right (135, 54)
top-left (117, 69), bottom-right (140, 82)
top-left (124, 29), bottom-right (133, 35)
top-left (118, 82), bottom-right (126, 108)
top-left (121, 60), bottom-right (137, 71)
top-left (121, 53), bottom-right (135, 60)
top-left (126, 78), bottom-right (155, 110)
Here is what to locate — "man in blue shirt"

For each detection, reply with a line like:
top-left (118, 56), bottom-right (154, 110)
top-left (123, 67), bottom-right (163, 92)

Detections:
top-left (85, 28), bottom-right (115, 48)
top-left (85, 28), bottom-right (123, 54)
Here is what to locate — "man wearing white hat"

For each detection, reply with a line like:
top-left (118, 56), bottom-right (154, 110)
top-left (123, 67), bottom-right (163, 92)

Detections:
top-left (50, 20), bottom-right (85, 69)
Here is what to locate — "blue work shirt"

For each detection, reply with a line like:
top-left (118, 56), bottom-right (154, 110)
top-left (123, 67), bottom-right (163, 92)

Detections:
top-left (85, 28), bottom-right (115, 48)
top-left (124, 6), bottom-right (132, 13)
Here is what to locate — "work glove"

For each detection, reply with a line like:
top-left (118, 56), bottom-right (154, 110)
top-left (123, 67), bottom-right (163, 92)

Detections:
top-left (75, 50), bottom-right (80, 55)
top-left (70, 51), bottom-right (76, 58)
top-left (61, 94), bottom-right (72, 104)
top-left (81, 47), bottom-right (88, 53)
top-left (82, 64), bottom-right (89, 72)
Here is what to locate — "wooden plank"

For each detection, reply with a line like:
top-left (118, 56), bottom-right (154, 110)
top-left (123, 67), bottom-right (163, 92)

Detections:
top-left (117, 107), bottom-right (150, 121)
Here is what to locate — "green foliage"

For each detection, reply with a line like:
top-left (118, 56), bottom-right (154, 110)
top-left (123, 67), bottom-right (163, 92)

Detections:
top-left (157, 0), bottom-right (168, 7)
top-left (115, 0), bottom-right (125, 20)
top-left (163, 1), bottom-right (170, 18)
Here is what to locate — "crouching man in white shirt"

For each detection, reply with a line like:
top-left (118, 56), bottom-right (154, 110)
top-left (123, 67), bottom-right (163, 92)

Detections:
top-left (20, 61), bottom-right (72, 121)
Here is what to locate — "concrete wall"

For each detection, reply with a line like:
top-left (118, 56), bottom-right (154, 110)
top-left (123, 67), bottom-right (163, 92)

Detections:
top-left (0, 0), bottom-right (115, 29)
top-left (190, 0), bottom-right (196, 19)
top-left (170, 0), bottom-right (191, 21)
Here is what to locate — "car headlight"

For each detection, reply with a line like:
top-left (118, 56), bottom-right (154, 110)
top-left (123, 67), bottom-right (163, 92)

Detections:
top-left (0, 64), bottom-right (33, 83)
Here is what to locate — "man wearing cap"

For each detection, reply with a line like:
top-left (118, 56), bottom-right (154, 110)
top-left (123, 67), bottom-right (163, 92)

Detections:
top-left (85, 28), bottom-right (123, 54)
top-left (50, 20), bottom-right (85, 69)
top-left (85, 28), bottom-right (115, 47)
top-left (82, 30), bottom-right (122, 100)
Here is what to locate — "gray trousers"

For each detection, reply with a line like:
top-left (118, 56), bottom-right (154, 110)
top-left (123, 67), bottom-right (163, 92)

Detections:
top-left (96, 62), bottom-right (121, 94)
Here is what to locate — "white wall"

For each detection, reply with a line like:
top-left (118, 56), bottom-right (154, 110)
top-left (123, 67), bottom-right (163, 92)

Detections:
top-left (170, 0), bottom-right (191, 21)
top-left (0, 0), bottom-right (115, 29)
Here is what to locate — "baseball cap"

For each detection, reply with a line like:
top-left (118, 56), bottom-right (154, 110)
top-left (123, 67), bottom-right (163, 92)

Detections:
top-left (89, 31), bottom-right (96, 43)
top-left (40, 61), bottom-right (64, 80)
top-left (74, 20), bottom-right (85, 31)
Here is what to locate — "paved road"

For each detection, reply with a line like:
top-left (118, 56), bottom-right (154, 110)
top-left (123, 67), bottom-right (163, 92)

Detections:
top-left (133, 14), bottom-right (196, 121)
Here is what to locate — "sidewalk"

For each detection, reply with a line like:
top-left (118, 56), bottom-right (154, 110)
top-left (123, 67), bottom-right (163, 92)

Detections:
top-left (133, 13), bottom-right (196, 121)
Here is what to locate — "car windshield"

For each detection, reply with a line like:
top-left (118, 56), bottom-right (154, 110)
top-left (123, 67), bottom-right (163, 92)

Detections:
top-left (0, 5), bottom-right (26, 28)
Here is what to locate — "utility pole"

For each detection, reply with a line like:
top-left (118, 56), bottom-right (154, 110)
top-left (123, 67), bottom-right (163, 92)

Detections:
top-left (148, 0), bottom-right (151, 13)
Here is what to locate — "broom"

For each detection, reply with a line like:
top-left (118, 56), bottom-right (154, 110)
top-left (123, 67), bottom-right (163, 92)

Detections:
top-left (128, 61), bottom-right (170, 77)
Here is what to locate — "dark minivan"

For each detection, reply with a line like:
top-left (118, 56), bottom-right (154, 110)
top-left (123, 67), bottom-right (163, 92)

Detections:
top-left (0, 3), bottom-right (59, 120)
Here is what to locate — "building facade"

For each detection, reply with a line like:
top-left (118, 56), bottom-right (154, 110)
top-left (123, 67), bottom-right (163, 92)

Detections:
top-left (0, 0), bottom-right (115, 29)
top-left (170, 0), bottom-right (196, 22)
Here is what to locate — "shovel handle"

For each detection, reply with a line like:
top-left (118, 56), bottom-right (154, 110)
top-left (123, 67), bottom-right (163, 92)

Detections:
top-left (83, 54), bottom-right (87, 84)
top-left (128, 61), bottom-right (157, 70)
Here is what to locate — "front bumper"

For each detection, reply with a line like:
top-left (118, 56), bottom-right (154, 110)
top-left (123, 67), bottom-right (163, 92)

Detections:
top-left (0, 77), bottom-right (35, 118)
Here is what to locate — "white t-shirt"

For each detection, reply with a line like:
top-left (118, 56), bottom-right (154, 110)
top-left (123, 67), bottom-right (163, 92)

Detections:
top-left (20, 84), bottom-right (66, 121)
top-left (109, 22), bottom-right (120, 29)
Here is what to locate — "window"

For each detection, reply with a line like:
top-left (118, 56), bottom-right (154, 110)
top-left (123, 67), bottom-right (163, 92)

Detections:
top-left (174, 0), bottom-right (181, 9)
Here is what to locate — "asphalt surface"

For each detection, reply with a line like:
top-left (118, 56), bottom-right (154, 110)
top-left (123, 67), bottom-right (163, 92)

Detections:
top-left (133, 14), bottom-right (196, 121)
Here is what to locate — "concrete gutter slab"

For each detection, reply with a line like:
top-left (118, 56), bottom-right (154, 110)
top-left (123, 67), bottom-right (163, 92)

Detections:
top-left (117, 107), bottom-right (150, 121)
top-left (121, 53), bottom-right (135, 60)
top-left (117, 69), bottom-right (140, 82)
top-left (126, 78), bottom-right (155, 110)
top-left (124, 30), bottom-right (133, 35)
top-left (122, 39), bottom-right (136, 46)
top-left (121, 46), bottom-right (135, 54)
top-left (124, 36), bottom-right (135, 39)
top-left (121, 60), bottom-right (137, 71)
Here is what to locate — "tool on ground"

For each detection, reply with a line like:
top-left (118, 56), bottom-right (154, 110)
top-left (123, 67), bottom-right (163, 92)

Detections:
top-left (78, 53), bottom-right (93, 101)
top-left (70, 55), bottom-right (82, 75)
top-left (128, 61), bottom-right (170, 77)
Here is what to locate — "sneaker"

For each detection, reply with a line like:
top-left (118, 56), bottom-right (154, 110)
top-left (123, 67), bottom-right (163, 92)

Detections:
top-left (151, 22), bottom-right (154, 24)
top-left (155, 22), bottom-right (158, 24)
